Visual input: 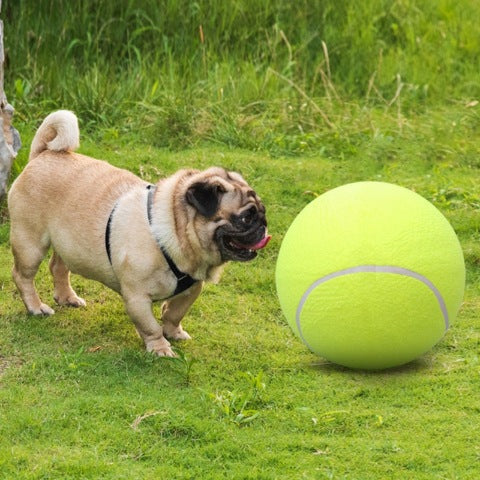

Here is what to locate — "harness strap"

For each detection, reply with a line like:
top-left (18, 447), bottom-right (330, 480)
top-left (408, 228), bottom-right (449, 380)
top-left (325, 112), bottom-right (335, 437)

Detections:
top-left (105, 185), bottom-right (198, 297)
top-left (146, 185), bottom-right (198, 296)
top-left (105, 203), bottom-right (117, 265)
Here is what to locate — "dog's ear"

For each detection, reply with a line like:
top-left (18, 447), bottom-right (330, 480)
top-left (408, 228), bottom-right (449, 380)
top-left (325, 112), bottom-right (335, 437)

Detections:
top-left (186, 182), bottom-right (226, 218)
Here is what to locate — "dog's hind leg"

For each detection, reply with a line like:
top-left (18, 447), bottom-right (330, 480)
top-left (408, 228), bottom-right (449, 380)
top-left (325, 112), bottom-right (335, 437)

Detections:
top-left (11, 230), bottom-right (54, 315)
top-left (49, 252), bottom-right (86, 308)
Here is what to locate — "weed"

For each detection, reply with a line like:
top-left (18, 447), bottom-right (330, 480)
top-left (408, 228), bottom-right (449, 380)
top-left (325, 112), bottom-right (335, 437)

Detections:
top-left (59, 346), bottom-right (90, 373)
top-left (157, 347), bottom-right (197, 385)
top-left (209, 371), bottom-right (266, 426)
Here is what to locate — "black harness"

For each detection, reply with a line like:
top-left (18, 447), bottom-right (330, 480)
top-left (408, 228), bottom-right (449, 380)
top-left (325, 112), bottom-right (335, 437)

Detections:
top-left (105, 185), bottom-right (198, 297)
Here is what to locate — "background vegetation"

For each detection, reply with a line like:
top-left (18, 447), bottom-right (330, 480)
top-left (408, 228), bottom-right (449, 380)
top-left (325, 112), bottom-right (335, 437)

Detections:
top-left (5, 0), bottom-right (480, 151)
top-left (1, 1), bottom-right (480, 478)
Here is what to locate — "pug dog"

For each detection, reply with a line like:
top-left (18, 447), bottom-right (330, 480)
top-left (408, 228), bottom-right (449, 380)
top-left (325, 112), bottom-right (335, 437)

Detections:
top-left (8, 110), bottom-right (270, 357)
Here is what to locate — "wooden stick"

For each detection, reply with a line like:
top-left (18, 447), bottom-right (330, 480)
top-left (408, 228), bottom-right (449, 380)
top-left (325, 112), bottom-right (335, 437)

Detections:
top-left (0, 0), bottom-right (20, 197)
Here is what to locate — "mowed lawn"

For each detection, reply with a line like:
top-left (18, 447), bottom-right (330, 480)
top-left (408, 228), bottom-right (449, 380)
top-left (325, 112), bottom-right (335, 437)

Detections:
top-left (0, 121), bottom-right (480, 479)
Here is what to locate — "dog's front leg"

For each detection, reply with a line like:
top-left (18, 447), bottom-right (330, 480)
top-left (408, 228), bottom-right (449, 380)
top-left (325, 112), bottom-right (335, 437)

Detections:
top-left (123, 292), bottom-right (174, 357)
top-left (162, 281), bottom-right (203, 340)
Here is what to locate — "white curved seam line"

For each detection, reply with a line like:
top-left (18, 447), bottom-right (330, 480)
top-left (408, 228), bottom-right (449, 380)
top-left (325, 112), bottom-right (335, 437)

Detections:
top-left (295, 265), bottom-right (449, 348)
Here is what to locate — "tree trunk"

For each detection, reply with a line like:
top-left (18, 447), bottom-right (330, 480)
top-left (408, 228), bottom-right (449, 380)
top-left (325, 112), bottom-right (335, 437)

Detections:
top-left (0, 0), bottom-right (21, 198)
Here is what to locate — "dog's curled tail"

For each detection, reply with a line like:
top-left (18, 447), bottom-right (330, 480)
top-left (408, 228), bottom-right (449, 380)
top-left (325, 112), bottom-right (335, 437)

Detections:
top-left (29, 110), bottom-right (80, 161)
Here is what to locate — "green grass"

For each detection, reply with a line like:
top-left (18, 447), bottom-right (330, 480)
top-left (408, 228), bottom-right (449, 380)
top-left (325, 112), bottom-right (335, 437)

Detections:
top-left (2, 0), bottom-right (480, 478)
top-left (1, 121), bottom-right (480, 478)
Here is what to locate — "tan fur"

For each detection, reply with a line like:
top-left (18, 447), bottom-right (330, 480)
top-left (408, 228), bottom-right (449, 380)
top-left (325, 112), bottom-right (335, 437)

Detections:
top-left (8, 110), bottom-right (267, 356)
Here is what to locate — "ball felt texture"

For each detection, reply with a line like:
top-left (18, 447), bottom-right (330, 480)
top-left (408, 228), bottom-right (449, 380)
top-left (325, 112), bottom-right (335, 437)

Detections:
top-left (276, 181), bottom-right (465, 370)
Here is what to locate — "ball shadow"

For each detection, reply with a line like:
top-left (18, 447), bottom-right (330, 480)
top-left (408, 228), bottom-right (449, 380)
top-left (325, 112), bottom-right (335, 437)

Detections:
top-left (307, 355), bottom-right (434, 375)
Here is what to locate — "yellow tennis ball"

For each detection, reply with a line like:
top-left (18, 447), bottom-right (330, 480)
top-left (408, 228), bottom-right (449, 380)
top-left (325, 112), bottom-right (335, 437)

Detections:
top-left (276, 181), bottom-right (465, 370)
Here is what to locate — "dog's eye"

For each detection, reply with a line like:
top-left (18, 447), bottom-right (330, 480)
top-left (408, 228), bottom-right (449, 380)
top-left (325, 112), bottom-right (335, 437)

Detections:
top-left (241, 207), bottom-right (257, 224)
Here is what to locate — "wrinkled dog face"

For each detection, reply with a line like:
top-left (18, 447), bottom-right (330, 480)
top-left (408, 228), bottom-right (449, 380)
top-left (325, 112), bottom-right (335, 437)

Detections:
top-left (185, 168), bottom-right (270, 262)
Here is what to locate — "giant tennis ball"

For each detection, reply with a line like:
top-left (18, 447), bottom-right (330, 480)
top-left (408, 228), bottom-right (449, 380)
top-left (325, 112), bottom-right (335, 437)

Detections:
top-left (276, 181), bottom-right (465, 370)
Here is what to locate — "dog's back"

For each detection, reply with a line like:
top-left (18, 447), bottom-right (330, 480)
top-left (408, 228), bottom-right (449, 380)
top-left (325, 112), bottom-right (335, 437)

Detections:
top-left (9, 111), bottom-right (138, 218)
top-left (8, 111), bottom-right (143, 292)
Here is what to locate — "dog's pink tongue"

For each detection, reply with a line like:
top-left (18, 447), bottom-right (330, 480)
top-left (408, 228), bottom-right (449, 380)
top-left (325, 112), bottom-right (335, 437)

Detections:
top-left (249, 235), bottom-right (272, 251)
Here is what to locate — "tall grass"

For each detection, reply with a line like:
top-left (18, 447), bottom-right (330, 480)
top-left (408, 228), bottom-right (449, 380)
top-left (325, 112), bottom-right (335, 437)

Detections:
top-left (4, 0), bottom-right (480, 151)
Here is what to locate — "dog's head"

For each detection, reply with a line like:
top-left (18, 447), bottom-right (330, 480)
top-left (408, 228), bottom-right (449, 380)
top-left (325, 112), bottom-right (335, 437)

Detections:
top-left (184, 167), bottom-right (270, 262)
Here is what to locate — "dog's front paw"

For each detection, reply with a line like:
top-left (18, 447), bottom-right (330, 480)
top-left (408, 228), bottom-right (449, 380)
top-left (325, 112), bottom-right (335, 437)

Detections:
top-left (54, 293), bottom-right (86, 308)
top-left (163, 325), bottom-right (192, 341)
top-left (29, 303), bottom-right (55, 316)
top-left (145, 337), bottom-right (176, 357)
